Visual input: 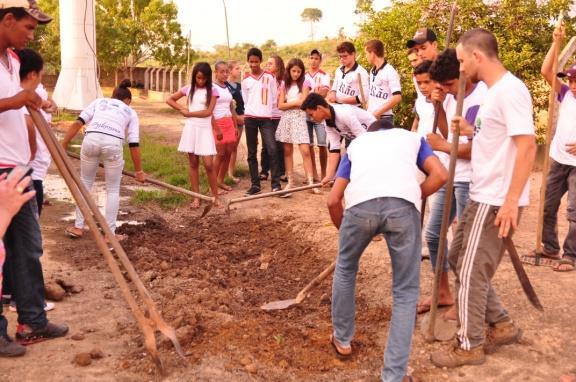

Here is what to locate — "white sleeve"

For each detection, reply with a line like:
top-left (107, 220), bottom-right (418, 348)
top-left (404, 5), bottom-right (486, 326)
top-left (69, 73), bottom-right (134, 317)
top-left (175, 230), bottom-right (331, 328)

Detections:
top-left (388, 66), bottom-right (402, 94)
top-left (126, 109), bottom-right (140, 144)
top-left (241, 78), bottom-right (248, 105)
top-left (504, 81), bottom-right (534, 137)
top-left (331, 70), bottom-right (339, 92)
top-left (79, 99), bottom-right (99, 124)
top-left (359, 67), bottom-right (370, 103)
top-left (321, 73), bottom-right (331, 89)
top-left (326, 127), bottom-right (341, 152)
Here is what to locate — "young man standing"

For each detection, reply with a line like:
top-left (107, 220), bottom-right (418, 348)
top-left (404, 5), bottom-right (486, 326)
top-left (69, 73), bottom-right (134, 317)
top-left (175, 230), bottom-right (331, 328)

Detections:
top-left (241, 47), bottom-right (280, 195)
top-left (416, 48), bottom-right (487, 317)
top-left (411, 60), bottom-right (435, 136)
top-left (0, 0), bottom-right (68, 357)
top-left (327, 118), bottom-right (447, 382)
top-left (305, 49), bottom-right (330, 181)
top-left (301, 93), bottom-right (376, 185)
top-left (536, 26), bottom-right (576, 272)
top-left (327, 41), bottom-right (369, 108)
top-left (431, 28), bottom-right (536, 368)
top-left (407, 29), bottom-right (439, 134)
top-left (364, 39), bottom-right (402, 121)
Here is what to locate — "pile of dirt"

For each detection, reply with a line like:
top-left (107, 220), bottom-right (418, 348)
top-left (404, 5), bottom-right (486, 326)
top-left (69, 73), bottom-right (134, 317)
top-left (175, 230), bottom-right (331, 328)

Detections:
top-left (117, 214), bottom-right (391, 380)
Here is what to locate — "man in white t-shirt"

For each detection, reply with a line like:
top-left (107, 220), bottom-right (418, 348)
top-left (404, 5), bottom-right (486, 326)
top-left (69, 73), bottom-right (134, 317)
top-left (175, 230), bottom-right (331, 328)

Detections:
top-left (431, 28), bottom-right (537, 368)
top-left (535, 26), bottom-right (576, 272)
top-left (416, 48), bottom-right (487, 318)
top-left (364, 39), bottom-right (402, 121)
top-left (305, 49), bottom-right (330, 181)
top-left (327, 41), bottom-right (369, 108)
top-left (0, 0), bottom-right (68, 357)
top-left (328, 118), bottom-right (447, 382)
top-left (301, 93), bottom-right (376, 185)
top-left (407, 28), bottom-right (439, 133)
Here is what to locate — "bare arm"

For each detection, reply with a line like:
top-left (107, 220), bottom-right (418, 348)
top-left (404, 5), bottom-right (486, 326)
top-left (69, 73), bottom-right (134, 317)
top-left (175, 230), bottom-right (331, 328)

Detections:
top-left (327, 177), bottom-right (349, 229)
top-left (0, 89), bottom-right (42, 113)
top-left (166, 91), bottom-right (188, 116)
top-left (426, 133), bottom-right (472, 160)
top-left (541, 24), bottom-right (564, 89)
top-left (373, 94), bottom-right (402, 118)
top-left (494, 135), bottom-right (537, 238)
top-left (183, 95), bottom-right (218, 118)
top-left (420, 155), bottom-right (448, 198)
top-left (61, 120), bottom-right (84, 150)
top-left (411, 115), bottom-right (419, 132)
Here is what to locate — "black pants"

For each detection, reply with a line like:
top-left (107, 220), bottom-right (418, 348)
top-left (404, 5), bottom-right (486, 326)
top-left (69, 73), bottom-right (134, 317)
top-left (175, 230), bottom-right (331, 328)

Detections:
top-left (33, 179), bottom-right (44, 217)
top-left (0, 168), bottom-right (47, 336)
top-left (245, 118), bottom-right (281, 189)
top-left (260, 119), bottom-right (284, 177)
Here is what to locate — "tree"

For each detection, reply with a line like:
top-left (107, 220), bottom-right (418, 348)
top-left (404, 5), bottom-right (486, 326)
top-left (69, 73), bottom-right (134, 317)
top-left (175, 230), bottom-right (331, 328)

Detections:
top-left (356, 0), bottom-right (574, 129)
top-left (261, 39), bottom-right (278, 53)
top-left (301, 8), bottom-right (323, 41)
top-left (34, 0), bottom-right (187, 73)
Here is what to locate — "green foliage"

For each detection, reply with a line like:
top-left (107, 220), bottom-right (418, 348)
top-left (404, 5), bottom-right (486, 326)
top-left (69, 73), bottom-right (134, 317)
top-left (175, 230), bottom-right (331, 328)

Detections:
top-left (35, 0), bottom-right (187, 73)
top-left (356, 0), bottom-right (574, 130)
top-left (131, 189), bottom-right (189, 209)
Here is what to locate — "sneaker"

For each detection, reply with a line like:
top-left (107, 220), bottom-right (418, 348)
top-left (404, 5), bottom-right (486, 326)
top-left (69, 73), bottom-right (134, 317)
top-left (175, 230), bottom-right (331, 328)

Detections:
top-left (16, 322), bottom-right (69, 345)
top-left (0, 335), bottom-right (26, 357)
top-left (430, 343), bottom-right (486, 368)
top-left (484, 319), bottom-right (522, 354)
top-left (245, 186), bottom-right (261, 196)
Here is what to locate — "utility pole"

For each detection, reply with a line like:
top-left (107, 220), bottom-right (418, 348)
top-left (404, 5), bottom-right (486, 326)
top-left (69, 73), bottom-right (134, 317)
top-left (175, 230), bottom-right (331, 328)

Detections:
top-left (223, 0), bottom-right (231, 59)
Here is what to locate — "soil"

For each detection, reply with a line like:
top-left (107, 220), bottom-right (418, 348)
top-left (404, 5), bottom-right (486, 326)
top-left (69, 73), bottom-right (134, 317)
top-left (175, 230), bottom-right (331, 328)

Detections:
top-left (2, 97), bottom-right (575, 382)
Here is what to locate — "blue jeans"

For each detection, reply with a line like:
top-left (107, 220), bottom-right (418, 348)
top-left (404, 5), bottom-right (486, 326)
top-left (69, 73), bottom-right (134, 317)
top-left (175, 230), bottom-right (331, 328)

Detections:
top-left (425, 182), bottom-right (470, 272)
top-left (331, 197), bottom-right (421, 382)
top-left (0, 168), bottom-right (48, 337)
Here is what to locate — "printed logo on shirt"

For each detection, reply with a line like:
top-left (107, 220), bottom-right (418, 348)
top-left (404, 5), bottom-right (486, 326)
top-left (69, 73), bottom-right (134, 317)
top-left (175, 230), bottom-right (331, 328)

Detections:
top-left (369, 84), bottom-right (389, 100)
top-left (338, 82), bottom-right (357, 97)
top-left (474, 115), bottom-right (482, 136)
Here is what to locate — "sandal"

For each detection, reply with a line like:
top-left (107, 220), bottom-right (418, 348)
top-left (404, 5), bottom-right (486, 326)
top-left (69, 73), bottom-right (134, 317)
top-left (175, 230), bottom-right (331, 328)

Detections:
top-left (553, 257), bottom-right (575, 272)
top-left (259, 173), bottom-right (269, 181)
top-left (521, 249), bottom-right (561, 267)
top-left (65, 227), bottom-right (83, 239)
top-left (329, 334), bottom-right (352, 358)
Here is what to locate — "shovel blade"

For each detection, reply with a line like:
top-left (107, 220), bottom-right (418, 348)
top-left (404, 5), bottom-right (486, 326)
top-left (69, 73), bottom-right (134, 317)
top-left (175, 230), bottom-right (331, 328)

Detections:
top-left (260, 298), bottom-right (298, 311)
top-left (200, 204), bottom-right (212, 218)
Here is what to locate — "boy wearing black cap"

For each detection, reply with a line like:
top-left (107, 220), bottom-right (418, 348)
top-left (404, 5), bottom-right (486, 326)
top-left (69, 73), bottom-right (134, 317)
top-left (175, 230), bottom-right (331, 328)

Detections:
top-left (305, 49), bottom-right (330, 181)
top-left (0, 0), bottom-right (68, 357)
top-left (535, 25), bottom-right (576, 271)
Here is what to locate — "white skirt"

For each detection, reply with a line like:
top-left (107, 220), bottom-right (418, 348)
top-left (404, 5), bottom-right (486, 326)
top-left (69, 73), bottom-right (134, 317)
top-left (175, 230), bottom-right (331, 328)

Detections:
top-left (178, 118), bottom-right (216, 155)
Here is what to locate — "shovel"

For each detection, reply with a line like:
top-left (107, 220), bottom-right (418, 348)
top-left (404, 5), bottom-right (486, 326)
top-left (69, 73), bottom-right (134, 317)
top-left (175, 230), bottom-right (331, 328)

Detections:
top-left (67, 151), bottom-right (215, 217)
top-left (261, 261), bottom-right (336, 311)
top-left (225, 183), bottom-right (323, 213)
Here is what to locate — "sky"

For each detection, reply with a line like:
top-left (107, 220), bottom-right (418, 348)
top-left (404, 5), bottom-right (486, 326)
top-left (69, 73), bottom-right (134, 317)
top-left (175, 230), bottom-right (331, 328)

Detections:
top-left (174, 0), bottom-right (391, 51)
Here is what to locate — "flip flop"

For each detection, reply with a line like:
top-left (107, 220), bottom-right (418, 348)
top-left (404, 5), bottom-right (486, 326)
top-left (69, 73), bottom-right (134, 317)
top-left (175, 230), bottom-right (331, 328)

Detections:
top-left (329, 334), bottom-right (352, 358)
top-left (521, 249), bottom-right (561, 267)
top-left (553, 257), bottom-right (575, 272)
top-left (64, 227), bottom-right (83, 239)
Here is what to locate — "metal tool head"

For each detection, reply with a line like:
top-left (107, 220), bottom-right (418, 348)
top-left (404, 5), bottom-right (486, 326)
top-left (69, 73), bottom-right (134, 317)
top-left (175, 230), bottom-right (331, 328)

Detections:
top-left (420, 310), bottom-right (457, 343)
top-left (260, 298), bottom-right (298, 311)
top-left (200, 203), bottom-right (212, 218)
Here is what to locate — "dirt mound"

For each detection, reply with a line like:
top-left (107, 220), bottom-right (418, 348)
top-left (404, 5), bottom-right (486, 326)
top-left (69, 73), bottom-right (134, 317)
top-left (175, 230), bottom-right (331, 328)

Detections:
top-left (118, 214), bottom-right (391, 380)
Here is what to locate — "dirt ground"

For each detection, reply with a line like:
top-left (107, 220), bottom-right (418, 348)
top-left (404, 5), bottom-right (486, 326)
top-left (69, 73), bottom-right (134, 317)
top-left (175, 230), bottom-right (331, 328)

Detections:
top-left (1, 97), bottom-right (575, 381)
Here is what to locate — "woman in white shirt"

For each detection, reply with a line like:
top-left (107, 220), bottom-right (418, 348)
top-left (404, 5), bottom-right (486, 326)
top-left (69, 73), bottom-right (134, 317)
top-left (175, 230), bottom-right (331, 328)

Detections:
top-left (62, 80), bottom-right (146, 239)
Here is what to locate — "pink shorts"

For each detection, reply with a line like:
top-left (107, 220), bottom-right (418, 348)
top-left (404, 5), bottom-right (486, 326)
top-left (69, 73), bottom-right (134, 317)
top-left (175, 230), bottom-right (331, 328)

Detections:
top-left (214, 117), bottom-right (236, 144)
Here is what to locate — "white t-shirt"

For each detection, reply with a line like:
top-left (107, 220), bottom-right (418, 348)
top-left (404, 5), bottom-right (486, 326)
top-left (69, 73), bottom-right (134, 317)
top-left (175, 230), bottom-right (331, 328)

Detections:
top-left (336, 128), bottom-right (435, 210)
top-left (325, 104), bottom-right (376, 152)
top-left (282, 80), bottom-right (311, 103)
top-left (305, 70), bottom-right (330, 93)
top-left (80, 98), bottom-right (140, 144)
top-left (212, 83), bottom-right (233, 120)
top-left (442, 81), bottom-right (488, 182)
top-left (413, 76), bottom-right (435, 136)
top-left (550, 84), bottom-right (576, 166)
top-left (367, 62), bottom-right (402, 116)
top-left (0, 50), bottom-right (29, 168)
top-left (241, 71), bottom-right (278, 119)
top-left (28, 84), bottom-right (52, 181)
top-left (331, 63), bottom-right (370, 106)
top-left (470, 72), bottom-right (534, 207)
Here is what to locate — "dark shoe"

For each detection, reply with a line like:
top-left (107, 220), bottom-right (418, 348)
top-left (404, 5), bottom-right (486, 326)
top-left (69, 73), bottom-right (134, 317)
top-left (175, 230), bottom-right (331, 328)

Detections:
top-left (0, 335), bottom-right (26, 357)
top-left (431, 343), bottom-right (485, 368)
top-left (245, 186), bottom-right (262, 196)
top-left (272, 186), bottom-right (282, 193)
top-left (16, 322), bottom-right (69, 345)
top-left (484, 319), bottom-right (522, 354)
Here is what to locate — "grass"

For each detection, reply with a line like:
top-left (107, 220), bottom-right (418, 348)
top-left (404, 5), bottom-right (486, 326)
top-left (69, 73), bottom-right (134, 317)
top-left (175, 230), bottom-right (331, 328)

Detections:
top-left (52, 110), bottom-right (79, 123)
top-left (123, 133), bottom-right (244, 208)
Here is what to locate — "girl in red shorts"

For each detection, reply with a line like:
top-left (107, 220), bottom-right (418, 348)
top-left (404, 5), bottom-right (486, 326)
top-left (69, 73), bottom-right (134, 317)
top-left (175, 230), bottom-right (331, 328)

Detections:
top-left (213, 61), bottom-right (239, 192)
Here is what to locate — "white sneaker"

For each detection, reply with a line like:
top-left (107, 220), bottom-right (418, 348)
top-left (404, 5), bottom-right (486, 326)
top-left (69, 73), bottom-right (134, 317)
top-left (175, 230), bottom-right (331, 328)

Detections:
top-left (9, 302), bottom-right (55, 312)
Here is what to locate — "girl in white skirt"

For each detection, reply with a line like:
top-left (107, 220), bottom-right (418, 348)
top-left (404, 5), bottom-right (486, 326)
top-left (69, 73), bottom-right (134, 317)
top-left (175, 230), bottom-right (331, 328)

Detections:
top-left (166, 62), bottom-right (222, 208)
top-left (276, 58), bottom-right (318, 196)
